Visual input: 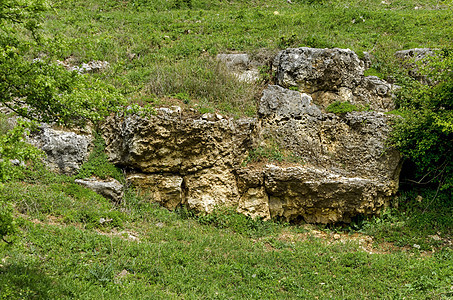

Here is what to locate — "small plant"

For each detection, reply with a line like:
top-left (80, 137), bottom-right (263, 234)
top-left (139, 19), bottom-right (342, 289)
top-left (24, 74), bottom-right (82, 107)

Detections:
top-left (278, 34), bottom-right (298, 49)
top-left (172, 92), bottom-right (191, 104)
top-left (245, 137), bottom-right (303, 165)
top-left (75, 133), bottom-right (123, 182)
top-left (326, 101), bottom-right (364, 114)
top-left (88, 263), bottom-right (115, 285)
top-left (196, 206), bottom-right (277, 238)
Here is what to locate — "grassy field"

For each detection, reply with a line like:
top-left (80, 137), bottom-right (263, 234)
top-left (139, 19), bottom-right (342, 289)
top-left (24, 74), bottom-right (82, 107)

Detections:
top-left (1, 168), bottom-right (452, 299)
top-left (1, 0), bottom-right (453, 298)
top-left (43, 0), bottom-right (452, 116)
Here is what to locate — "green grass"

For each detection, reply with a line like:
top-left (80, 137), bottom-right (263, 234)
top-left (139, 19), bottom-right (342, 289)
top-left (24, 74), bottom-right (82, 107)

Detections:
top-left (1, 173), bottom-right (452, 299)
top-left (1, 1), bottom-right (452, 298)
top-left (40, 0), bottom-right (452, 116)
top-left (1, 162), bottom-right (453, 299)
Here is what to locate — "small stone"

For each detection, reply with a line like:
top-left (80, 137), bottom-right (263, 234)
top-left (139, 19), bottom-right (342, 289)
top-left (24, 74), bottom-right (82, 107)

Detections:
top-left (333, 234), bottom-right (341, 240)
top-left (75, 178), bottom-right (124, 202)
top-left (156, 222), bottom-right (165, 228)
top-left (428, 235), bottom-right (441, 241)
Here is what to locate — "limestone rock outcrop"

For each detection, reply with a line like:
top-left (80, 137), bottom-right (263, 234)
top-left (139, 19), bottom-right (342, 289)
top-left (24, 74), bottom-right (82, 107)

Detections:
top-left (95, 47), bottom-right (403, 223)
top-left (102, 108), bottom-right (258, 213)
top-left (272, 47), bottom-right (395, 111)
top-left (234, 84), bottom-right (402, 223)
top-left (102, 108), bottom-right (257, 175)
top-left (22, 47), bottom-right (403, 223)
top-left (29, 125), bottom-right (92, 175)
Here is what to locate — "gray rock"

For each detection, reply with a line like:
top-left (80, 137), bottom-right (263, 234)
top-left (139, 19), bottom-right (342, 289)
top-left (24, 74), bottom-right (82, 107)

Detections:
top-left (28, 125), bottom-right (92, 175)
top-left (273, 47), bottom-right (395, 111)
top-left (75, 177), bottom-right (124, 202)
top-left (258, 85), bottom-right (322, 119)
top-left (394, 48), bottom-right (435, 62)
top-left (273, 47), bottom-right (365, 92)
top-left (395, 48), bottom-right (437, 83)
top-left (216, 53), bottom-right (260, 82)
top-left (216, 53), bottom-right (250, 70)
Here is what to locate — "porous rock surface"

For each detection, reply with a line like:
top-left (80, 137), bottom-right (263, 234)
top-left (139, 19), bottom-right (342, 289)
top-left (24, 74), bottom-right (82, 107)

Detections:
top-left (102, 107), bottom-right (258, 213)
top-left (273, 47), bottom-right (396, 111)
top-left (239, 84), bottom-right (401, 223)
top-left (28, 125), bottom-right (92, 175)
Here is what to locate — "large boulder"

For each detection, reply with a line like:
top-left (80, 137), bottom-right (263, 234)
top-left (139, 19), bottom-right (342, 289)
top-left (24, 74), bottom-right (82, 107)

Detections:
top-left (29, 125), bottom-right (92, 175)
top-left (102, 108), bottom-right (258, 213)
top-left (273, 47), bottom-right (395, 111)
top-left (103, 107), bottom-right (257, 175)
top-left (75, 177), bottom-right (124, 202)
top-left (238, 85), bottom-right (401, 222)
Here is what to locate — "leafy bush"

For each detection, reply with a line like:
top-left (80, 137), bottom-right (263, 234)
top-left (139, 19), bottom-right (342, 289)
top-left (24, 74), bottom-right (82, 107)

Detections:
top-left (390, 50), bottom-right (453, 191)
top-left (0, 0), bottom-right (127, 127)
top-left (0, 120), bottom-right (43, 183)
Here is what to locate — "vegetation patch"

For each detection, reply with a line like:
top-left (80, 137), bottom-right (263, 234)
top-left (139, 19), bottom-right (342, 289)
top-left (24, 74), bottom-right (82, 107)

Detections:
top-left (326, 101), bottom-right (369, 114)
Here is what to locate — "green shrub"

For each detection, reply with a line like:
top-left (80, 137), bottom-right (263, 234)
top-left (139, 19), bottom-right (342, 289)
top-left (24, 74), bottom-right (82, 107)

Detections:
top-left (390, 50), bottom-right (453, 191)
top-left (0, 120), bottom-right (43, 183)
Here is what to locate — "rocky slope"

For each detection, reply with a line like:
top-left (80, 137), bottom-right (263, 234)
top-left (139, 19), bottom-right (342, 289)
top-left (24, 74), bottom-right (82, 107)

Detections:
top-left (33, 47), bottom-right (404, 223)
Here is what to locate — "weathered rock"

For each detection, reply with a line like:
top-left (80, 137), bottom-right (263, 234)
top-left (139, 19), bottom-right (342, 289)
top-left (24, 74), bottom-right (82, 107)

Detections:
top-left (232, 85), bottom-right (401, 223)
top-left (258, 85), bottom-right (322, 119)
top-left (216, 53), bottom-right (260, 83)
top-left (237, 187), bottom-right (270, 220)
top-left (395, 48), bottom-right (437, 83)
top-left (102, 110), bottom-right (257, 175)
top-left (102, 110), bottom-right (258, 214)
top-left (273, 47), bottom-right (395, 111)
top-left (258, 85), bottom-right (401, 182)
top-left (29, 125), bottom-right (92, 175)
top-left (394, 48), bottom-right (435, 62)
top-left (264, 165), bottom-right (392, 223)
top-left (273, 47), bottom-right (365, 91)
top-left (184, 166), bottom-right (239, 213)
top-left (75, 177), bottom-right (124, 202)
top-left (126, 173), bottom-right (183, 210)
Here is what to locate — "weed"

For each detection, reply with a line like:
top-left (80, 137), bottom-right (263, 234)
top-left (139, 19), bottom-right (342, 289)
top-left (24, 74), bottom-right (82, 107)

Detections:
top-left (88, 263), bottom-right (115, 285)
top-left (196, 206), bottom-right (277, 238)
